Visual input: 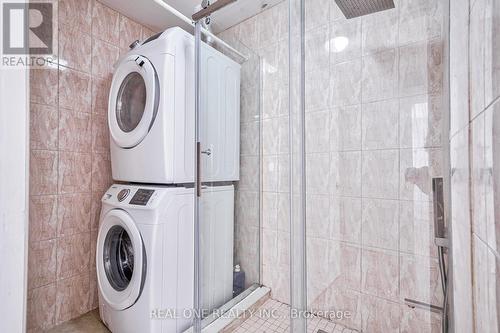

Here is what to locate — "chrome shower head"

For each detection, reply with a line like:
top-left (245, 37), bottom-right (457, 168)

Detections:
top-left (334, 0), bottom-right (395, 19)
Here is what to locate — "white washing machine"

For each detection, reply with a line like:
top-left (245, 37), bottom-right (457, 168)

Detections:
top-left (108, 27), bottom-right (241, 184)
top-left (96, 184), bottom-right (234, 333)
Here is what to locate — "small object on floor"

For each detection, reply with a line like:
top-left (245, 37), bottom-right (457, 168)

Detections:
top-left (317, 330), bottom-right (328, 333)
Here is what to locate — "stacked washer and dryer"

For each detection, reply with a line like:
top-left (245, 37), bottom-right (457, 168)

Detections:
top-left (96, 27), bottom-right (241, 333)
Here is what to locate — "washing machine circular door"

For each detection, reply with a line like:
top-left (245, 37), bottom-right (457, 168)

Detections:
top-left (96, 209), bottom-right (146, 311)
top-left (108, 54), bottom-right (159, 148)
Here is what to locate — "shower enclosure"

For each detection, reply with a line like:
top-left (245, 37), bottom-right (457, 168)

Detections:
top-left (190, 0), bottom-right (452, 331)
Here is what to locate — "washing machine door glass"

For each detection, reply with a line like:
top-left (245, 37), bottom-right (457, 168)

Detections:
top-left (109, 54), bottom-right (159, 148)
top-left (97, 209), bottom-right (146, 311)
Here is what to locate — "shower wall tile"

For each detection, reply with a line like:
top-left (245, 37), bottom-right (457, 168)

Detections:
top-left (361, 49), bottom-right (398, 102)
top-left (361, 248), bottom-right (399, 300)
top-left (400, 253), bottom-right (443, 305)
top-left (469, 0), bottom-right (486, 119)
top-left (305, 25), bottom-right (330, 73)
top-left (28, 2), bottom-right (152, 329)
top-left (362, 149), bottom-right (399, 199)
top-left (306, 110), bottom-right (331, 153)
top-left (331, 59), bottom-right (361, 106)
top-left (361, 198), bottom-right (399, 250)
top-left (334, 151), bottom-right (362, 196)
top-left (399, 200), bottom-right (437, 257)
top-left (331, 105), bottom-right (361, 151)
top-left (484, 0), bottom-right (500, 105)
top-left (306, 153), bottom-right (331, 194)
top-left (361, 294), bottom-right (400, 333)
top-left (305, 69), bottom-right (331, 111)
top-left (305, 194), bottom-right (330, 238)
top-left (361, 6), bottom-right (398, 55)
top-left (399, 40), bottom-right (443, 98)
top-left (398, 0), bottom-right (443, 44)
top-left (361, 99), bottom-right (399, 150)
top-left (330, 18), bottom-right (361, 64)
top-left (119, 15), bottom-right (143, 52)
top-left (330, 196), bottom-right (362, 244)
top-left (399, 305), bottom-right (441, 332)
top-left (305, 0), bottom-right (330, 31)
top-left (322, 287), bottom-right (362, 330)
top-left (399, 94), bottom-right (443, 149)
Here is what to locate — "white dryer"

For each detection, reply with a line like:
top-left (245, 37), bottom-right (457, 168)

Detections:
top-left (108, 27), bottom-right (241, 184)
top-left (96, 184), bottom-right (234, 333)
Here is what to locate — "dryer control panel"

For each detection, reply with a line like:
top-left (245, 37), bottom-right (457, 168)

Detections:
top-left (103, 185), bottom-right (158, 207)
top-left (129, 189), bottom-right (155, 206)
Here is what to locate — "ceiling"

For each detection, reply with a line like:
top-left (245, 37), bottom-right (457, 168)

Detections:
top-left (100, 0), bottom-right (282, 34)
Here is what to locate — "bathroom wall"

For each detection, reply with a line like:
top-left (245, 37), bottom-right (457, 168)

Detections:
top-left (27, 0), bottom-right (154, 330)
top-left (450, 0), bottom-right (500, 331)
top-left (220, 0), bottom-right (446, 331)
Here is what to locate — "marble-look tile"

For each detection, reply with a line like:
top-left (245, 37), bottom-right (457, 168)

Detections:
top-left (27, 283), bottom-right (57, 331)
top-left (89, 230), bottom-right (98, 271)
top-left (330, 196), bottom-right (361, 244)
top-left (58, 68), bottom-right (91, 113)
top-left (400, 94), bottom-right (443, 148)
top-left (361, 5), bottom-right (398, 55)
top-left (30, 103), bottom-right (58, 150)
top-left (242, 83), bottom-right (260, 123)
top-left (306, 194), bottom-right (330, 238)
top-left (240, 121), bottom-right (259, 156)
top-left (30, 150), bottom-right (58, 195)
top-left (91, 76), bottom-right (111, 115)
top-left (334, 151), bottom-right (361, 196)
top-left (262, 155), bottom-right (278, 192)
top-left (331, 59), bottom-right (361, 107)
top-left (306, 110), bottom-right (330, 153)
top-left (91, 39), bottom-right (119, 79)
top-left (261, 81), bottom-right (287, 120)
top-left (400, 253), bottom-right (443, 305)
top-left (305, 0), bottom-right (330, 32)
top-left (237, 16), bottom-right (259, 51)
top-left (239, 156), bottom-right (259, 191)
top-left (471, 113), bottom-right (487, 239)
top-left (400, 148), bottom-right (442, 201)
top-left (91, 114), bottom-right (109, 153)
top-left (58, 110), bottom-right (91, 152)
top-left (276, 231), bottom-right (290, 267)
top-left (399, 40), bottom-right (443, 98)
top-left (362, 99), bottom-right (399, 150)
top-left (89, 269), bottom-right (99, 310)
top-left (361, 294), bottom-right (400, 333)
top-left (399, 0), bottom-right (443, 44)
top-left (469, 0), bottom-right (486, 118)
top-left (362, 198), bottom-right (399, 250)
top-left (484, 0), bottom-right (500, 105)
top-left (400, 200), bottom-right (437, 257)
top-left (58, 151), bottom-right (92, 194)
top-left (56, 233), bottom-right (90, 280)
top-left (306, 153), bottom-right (331, 195)
top-left (57, 193), bottom-right (91, 237)
top-left (141, 26), bottom-right (156, 40)
top-left (58, 23), bottom-right (91, 73)
top-left (30, 68), bottom-right (58, 107)
top-left (331, 105), bottom-right (361, 151)
top-left (28, 239), bottom-right (57, 289)
top-left (92, 1), bottom-right (119, 46)
top-left (29, 195), bottom-right (58, 242)
top-left (484, 102), bottom-right (499, 251)
top-left (262, 264), bottom-right (290, 304)
top-left (472, 235), bottom-right (490, 333)
top-left (305, 25), bottom-right (330, 72)
top-left (306, 69), bottom-right (331, 112)
top-left (400, 305), bottom-right (441, 332)
top-left (55, 273), bottom-right (90, 324)
top-left (58, 0), bottom-right (92, 34)
top-left (119, 15), bottom-right (143, 52)
top-left (331, 18), bottom-right (361, 64)
top-left (91, 152), bottom-right (112, 193)
top-left (307, 237), bottom-right (332, 301)
top-left (262, 118), bottom-right (279, 155)
top-left (362, 149), bottom-right (399, 199)
top-left (90, 191), bottom-right (104, 231)
top-left (362, 49), bottom-right (398, 103)
top-left (262, 192), bottom-right (278, 230)
top-left (322, 287), bottom-right (362, 330)
top-left (486, 247), bottom-right (500, 331)
top-left (277, 192), bottom-right (291, 232)
top-left (361, 248), bottom-right (399, 300)
top-left (258, 3), bottom-right (285, 48)
top-left (277, 155), bottom-right (290, 193)
top-left (329, 241), bottom-right (362, 290)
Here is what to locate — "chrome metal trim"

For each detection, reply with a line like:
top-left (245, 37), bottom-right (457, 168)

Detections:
top-left (191, 0), bottom-right (237, 21)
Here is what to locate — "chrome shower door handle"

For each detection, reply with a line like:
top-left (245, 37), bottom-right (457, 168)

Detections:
top-left (201, 148), bottom-right (212, 156)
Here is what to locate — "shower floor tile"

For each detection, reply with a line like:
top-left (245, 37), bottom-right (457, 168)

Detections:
top-left (230, 298), bottom-right (358, 333)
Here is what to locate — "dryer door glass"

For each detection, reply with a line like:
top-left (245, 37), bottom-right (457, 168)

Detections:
top-left (116, 72), bottom-right (147, 133)
top-left (103, 225), bottom-right (135, 291)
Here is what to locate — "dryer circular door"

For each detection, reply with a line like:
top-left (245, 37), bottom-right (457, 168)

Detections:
top-left (96, 209), bottom-right (146, 311)
top-left (108, 54), bottom-right (159, 148)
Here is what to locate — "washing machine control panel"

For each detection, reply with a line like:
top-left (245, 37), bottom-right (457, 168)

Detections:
top-left (129, 189), bottom-right (155, 206)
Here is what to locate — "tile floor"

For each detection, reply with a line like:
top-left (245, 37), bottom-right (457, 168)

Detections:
top-left (47, 299), bottom-right (357, 333)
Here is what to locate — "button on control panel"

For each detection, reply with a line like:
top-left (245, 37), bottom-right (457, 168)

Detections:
top-left (129, 189), bottom-right (155, 206)
top-left (117, 189), bottom-right (130, 202)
